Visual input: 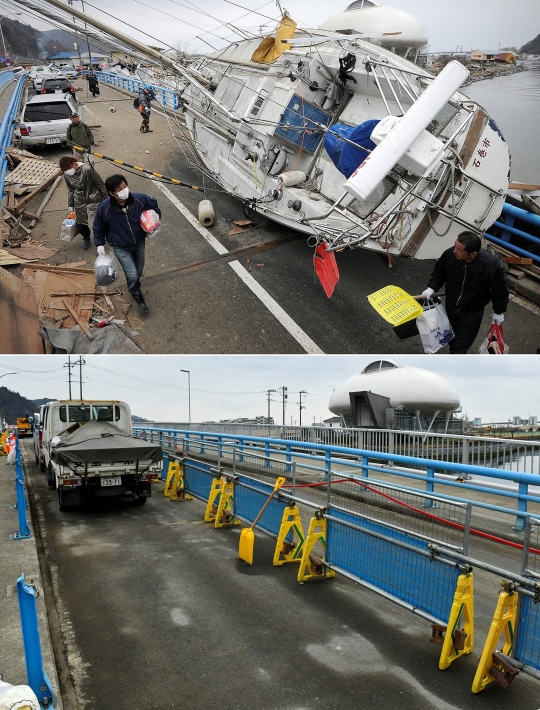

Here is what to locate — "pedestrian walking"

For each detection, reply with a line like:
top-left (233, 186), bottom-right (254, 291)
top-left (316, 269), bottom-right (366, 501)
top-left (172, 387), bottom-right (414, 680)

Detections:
top-left (421, 231), bottom-right (509, 354)
top-left (93, 174), bottom-right (161, 315)
top-left (87, 71), bottom-right (100, 97)
top-left (137, 87), bottom-right (155, 133)
top-left (59, 156), bottom-right (108, 250)
top-left (66, 113), bottom-right (94, 160)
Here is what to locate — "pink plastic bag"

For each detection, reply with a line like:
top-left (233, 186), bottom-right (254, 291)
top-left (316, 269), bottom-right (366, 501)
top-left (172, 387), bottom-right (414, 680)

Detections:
top-left (140, 209), bottom-right (161, 237)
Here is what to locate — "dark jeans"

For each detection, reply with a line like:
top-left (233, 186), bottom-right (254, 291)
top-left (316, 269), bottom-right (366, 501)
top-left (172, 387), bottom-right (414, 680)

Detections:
top-left (113, 240), bottom-right (145, 294)
top-left (446, 302), bottom-right (484, 354)
top-left (77, 223), bottom-right (90, 240)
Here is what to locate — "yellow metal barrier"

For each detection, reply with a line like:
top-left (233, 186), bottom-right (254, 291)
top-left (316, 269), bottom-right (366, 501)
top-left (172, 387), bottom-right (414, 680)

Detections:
top-left (297, 517), bottom-right (335, 583)
top-left (273, 505), bottom-right (305, 566)
top-left (0, 432), bottom-right (8, 456)
top-left (204, 478), bottom-right (239, 528)
top-left (471, 585), bottom-right (518, 693)
top-left (436, 573), bottom-right (474, 669)
top-left (163, 461), bottom-right (193, 501)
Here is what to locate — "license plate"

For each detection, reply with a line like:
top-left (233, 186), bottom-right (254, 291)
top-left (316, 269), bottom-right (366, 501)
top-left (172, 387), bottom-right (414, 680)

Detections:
top-left (101, 476), bottom-right (122, 487)
top-left (55, 89), bottom-right (62, 93)
top-left (46, 137), bottom-right (61, 145)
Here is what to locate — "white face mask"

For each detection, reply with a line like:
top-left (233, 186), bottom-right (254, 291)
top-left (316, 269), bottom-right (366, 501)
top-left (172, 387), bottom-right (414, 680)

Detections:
top-left (64, 168), bottom-right (76, 176)
top-left (116, 187), bottom-right (129, 200)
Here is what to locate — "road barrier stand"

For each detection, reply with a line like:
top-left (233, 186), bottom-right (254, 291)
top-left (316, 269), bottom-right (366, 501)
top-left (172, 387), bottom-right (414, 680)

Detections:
top-left (298, 516), bottom-right (335, 583)
top-left (14, 438), bottom-right (31, 540)
top-left (0, 432), bottom-right (8, 455)
top-left (16, 574), bottom-right (54, 709)
top-left (163, 460), bottom-right (192, 501)
top-left (273, 505), bottom-right (305, 566)
top-left (204, 476), bottom-right (238, 527)
top-left (432, 572), bottom-right (474, 670)
top-left (471, 583), bottom-right (518, 692)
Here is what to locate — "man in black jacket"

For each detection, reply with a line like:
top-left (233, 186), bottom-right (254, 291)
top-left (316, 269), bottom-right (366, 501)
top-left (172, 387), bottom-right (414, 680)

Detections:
top-left (421, 231), bottom-right (509, 354)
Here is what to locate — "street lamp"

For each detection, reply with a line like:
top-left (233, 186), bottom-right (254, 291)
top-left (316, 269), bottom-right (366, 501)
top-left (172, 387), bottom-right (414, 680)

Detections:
top-left (0, 372), bottom-right (18, 379)
top-left (180, 370), bottom-right (191, 425)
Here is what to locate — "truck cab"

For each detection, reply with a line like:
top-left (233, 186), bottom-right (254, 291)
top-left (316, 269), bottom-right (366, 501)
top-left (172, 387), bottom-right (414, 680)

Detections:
top-left (16, 416), bottom-right (32, 437)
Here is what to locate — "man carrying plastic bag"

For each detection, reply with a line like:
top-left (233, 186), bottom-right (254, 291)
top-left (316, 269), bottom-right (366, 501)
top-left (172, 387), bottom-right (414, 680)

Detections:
top-left (416, 299), bottom-right (454, 354)
top-left (420, 232), bottom-right (509, 354)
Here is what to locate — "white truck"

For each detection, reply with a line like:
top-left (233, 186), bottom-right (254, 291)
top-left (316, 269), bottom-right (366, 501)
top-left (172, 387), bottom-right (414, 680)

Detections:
top-left (41, 400), bottom-right (162, 511)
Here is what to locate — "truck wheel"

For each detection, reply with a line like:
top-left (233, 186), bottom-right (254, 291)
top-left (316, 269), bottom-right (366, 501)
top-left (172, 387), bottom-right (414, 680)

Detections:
top-left (133, 496), bottom-right (147, 506)
top-left (40, 458), bottom-right (45, 473)
top-left (46, 465), bottom-right (56, 490)
top-left (35, 450), bottom-right (39, 464)
top-left (57, 488), bottom-right (68, 512)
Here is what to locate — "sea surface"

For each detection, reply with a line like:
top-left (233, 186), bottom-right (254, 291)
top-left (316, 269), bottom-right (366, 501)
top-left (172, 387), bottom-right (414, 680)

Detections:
top-left (464, 61), bottom-right (540, 184)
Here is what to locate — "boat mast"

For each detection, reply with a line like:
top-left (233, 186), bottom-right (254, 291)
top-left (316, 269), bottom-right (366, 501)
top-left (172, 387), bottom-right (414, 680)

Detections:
top-left (15, 0), bottom-right (241, 121)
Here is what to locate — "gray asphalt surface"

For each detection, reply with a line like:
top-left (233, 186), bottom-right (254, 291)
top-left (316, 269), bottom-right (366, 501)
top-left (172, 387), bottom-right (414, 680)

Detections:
top-left (22, 79), bottom-right (540, 354)
top-left (22, 440), bottom-right (539, 710)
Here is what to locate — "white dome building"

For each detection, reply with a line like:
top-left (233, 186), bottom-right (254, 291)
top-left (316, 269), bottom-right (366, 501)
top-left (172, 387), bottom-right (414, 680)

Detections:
top-left (328, 360), bottom-right (460, 432)
top-left (319, 1), bottom-right (428, 62)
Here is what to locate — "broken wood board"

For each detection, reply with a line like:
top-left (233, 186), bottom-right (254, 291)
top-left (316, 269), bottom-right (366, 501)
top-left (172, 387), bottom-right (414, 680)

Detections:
top-left (29, 175), bottom-right (62, 228)
top-left (228, 219), bottom-right (263, 235)
top-left (62, 298), bottom-right (94, 339)
top-left (0, 248), bottom-right (37, 267)
top-left (22, 266), bottom-right (95, 330)
top-left (16, 263), bottom-right (93, 274)
top-left (4, 244), bottom-right (58, 261)
top-left (5, 158), bottom-right (61, 186)
top-left (0, 267), bottom-right (43, 353)
top-left (6, 147), bottom-right (46, 164)
top-left (14, 170), bottom-right (62, 214)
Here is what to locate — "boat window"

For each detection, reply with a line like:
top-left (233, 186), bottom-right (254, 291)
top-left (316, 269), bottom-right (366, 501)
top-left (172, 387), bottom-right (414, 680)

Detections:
top-left (346, 0), bottom-right (376, 10)
top-left (426, 102), bottom-right (460, 137)
top-left (362, 360), bottom-right (397, 373)
top-left (346, 175), bottom-right (396, 219)
top-left (23, 102), bottom-right (72, 122)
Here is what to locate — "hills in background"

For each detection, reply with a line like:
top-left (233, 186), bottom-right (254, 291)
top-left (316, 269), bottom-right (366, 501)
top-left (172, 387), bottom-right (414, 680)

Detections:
top-left (521, 34), bottom-right (540, 54)
top-left (0, 387), bottom-right (149, 424)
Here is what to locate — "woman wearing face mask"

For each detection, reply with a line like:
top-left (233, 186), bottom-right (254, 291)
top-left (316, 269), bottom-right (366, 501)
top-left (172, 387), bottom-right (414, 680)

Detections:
top-left (59, 156), bottom-right (108, 250)
top-left (92, 174), bottom-right (161, 315)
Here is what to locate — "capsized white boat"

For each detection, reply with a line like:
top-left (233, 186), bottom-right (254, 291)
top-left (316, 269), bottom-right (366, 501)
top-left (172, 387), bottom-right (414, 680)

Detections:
top-left (26, 0), bottom-right (510, 290)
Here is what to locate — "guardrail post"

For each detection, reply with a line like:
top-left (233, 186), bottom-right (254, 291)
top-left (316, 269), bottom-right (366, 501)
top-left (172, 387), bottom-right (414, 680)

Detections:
top-left (218, 436), bottom-right (223, 461)
top-left (185, 432), bottom-right (190, 452)
top-left (424, 465), bottom-right (437, 508)
top-left (462, 437), bottom-right (470, 467)
top-left (323, 450), bottom-right (331, 481)
top-left (14, 440), bottom-right (31, 540)
top-left (512, 481), bottom-right (528, 531)
top-left (264, 441), bottom-right (270, 467)
top-left (361, 454), bottom-right (369, 478)
top-left (285, 444), bottom-right (292, 473)
top-left (16, 573), bottom-right (54, 709)
top-left (200, 435), bottom-right (205, 455)
top-left (159, 431), bottom-right (163, 448)
top-left (388, 431), bottom-right (394, 457)
top-left (238, 438), bottom-right (244, 463)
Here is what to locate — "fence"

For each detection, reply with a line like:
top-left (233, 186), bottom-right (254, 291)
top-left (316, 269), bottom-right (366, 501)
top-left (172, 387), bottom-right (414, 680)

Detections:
top-left (94, 71), bottom-right (179, 109)
top-left (14, 435), bottom-right (31, 540)
top-left (0, 72), bottom-right (27, 200)
top-left (0, 68), bottom-right (15, 89)
top-left (486, 202), bottom-right (540, 266)
top-left (135, 427), bottom-right (540, 531)
top-left (139, 421), bottom-right (540, 475)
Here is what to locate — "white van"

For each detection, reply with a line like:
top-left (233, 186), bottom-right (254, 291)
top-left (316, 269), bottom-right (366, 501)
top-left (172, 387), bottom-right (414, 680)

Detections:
top-left (19, 93), bottom-right (80, 148)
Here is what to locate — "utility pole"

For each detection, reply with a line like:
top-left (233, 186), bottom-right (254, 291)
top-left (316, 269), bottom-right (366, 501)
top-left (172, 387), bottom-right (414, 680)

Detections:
top-left (278, 386), bottom-right (287, 426)
top-left (73, 357), bottom-right (85, 399)
top-left (64, 357), bottom-right (75, 398)
top-left (180, 369), bottom-right (191, 425)
top-left (298, 390), bottom-right (307, 427)
top-left (266, 389), bottom-right (276, 424)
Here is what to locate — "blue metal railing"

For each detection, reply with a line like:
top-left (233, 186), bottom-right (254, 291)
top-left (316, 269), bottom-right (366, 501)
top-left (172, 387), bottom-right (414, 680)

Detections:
top-left (94, 71), bottom-right (179, 109)
top-left (17, 573), bottom-right (55, 709)
top-left (485, 202), bottom-right (540, 266)
top-left (0, 68), bottom-right (15, 89)
top-left (0, 72), bottom-right (27, 200)
top-left (134, 427), bottom-right (540, 531)
top-left (14, 435), bottom-right (31, 540)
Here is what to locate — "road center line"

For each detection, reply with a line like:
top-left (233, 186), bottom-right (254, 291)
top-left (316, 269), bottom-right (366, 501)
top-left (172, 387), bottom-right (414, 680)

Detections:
top-left (153, 181), bottom-right (324, 354)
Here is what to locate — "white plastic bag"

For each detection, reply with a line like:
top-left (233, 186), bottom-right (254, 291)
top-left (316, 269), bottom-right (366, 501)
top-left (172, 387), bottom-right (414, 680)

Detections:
top-left (416, 301), bottom-right (454, 354)
top-left (94, 252), bottom-right (118, 287)
top-left (140, 209), bottom-right (161, 237)
top-left (0, 680), bottom-right (40, 710)
top-left (6, 447), bottom-right (15, 464)
top-left (478, 323), bottom-right (510, 354)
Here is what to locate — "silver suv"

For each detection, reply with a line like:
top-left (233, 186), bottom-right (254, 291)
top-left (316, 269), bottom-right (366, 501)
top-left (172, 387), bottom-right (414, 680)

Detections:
top-left (19, 94), bottom-right (81, 148)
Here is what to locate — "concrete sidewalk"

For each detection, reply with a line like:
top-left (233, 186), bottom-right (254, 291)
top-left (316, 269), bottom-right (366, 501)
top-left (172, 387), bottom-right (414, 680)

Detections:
top-left (0, 447), bottom-right (62, 707)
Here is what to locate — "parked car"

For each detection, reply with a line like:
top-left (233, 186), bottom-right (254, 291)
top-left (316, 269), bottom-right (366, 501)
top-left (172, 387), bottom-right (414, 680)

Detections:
top-left (30, 65), bottom-right (62, 91)
top-left (41, 76), bottom-right (76, 95)
top-left (33, 403), bottom-right (52, 471)
top-left (19, 93), bottom-right (80, 148)
top-left (60, 64), bottom-right (78, 80)
top-left (11, 66), bottom-right (26, 80)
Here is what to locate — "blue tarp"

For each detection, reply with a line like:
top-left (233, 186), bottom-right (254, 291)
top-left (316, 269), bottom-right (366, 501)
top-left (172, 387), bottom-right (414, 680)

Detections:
top-left (323, 120), bottom-right (380, 179)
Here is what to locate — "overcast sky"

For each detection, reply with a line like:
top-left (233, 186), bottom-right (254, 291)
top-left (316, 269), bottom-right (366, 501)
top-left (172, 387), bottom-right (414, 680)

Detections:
top-left (3, 0), bottom-right (537, 54)
top-left (0, 356), bottom-right (538, 424)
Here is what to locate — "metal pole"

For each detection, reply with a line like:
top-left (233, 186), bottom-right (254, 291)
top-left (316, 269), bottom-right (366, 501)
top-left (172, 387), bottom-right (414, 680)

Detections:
top-left (299, 390), bottom-right (307, 427)
top-left (0, 19), bottom-right (6, 55)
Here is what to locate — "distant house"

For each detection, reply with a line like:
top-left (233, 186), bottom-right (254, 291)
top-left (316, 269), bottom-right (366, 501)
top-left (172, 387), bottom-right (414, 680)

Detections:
top-left (323, 416), bottom-right (342, 428)
top-left (496, 52), bottom-right (518, 64)
top-left (471, 49), bottom-right (498, 62)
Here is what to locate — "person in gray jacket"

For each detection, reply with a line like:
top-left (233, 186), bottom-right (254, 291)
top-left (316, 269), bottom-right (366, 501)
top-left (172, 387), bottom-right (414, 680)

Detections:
top-left (59, 156), bottom-right (108, 249)
top-left (66, 113), bottom-right (94, 159)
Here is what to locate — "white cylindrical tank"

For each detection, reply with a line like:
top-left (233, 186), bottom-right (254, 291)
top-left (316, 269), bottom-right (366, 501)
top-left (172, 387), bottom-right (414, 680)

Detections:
top-left (328, 360), bottom-right (460, 420)
top-left (319, 2), bottom-right (428, 56)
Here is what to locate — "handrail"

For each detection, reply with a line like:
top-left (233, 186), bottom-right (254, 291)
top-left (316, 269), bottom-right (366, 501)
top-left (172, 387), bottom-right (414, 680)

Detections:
top-left (94, 70), bottom-right (179, 109)
top-left (134, 426), bottom-right (540, 530)
top-left (0, 72), bottom-right (27, 199)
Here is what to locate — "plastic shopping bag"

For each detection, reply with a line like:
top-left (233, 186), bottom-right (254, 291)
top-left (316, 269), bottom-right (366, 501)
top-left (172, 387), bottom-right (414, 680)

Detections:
top-left (94, 252), bottom-right (119, 287)
top-left (140, 209), bottom-right (161, 238)
top-left (416, 301), bottom-right (454, 354)
top-left (478, 323), bottom-right (509, 354)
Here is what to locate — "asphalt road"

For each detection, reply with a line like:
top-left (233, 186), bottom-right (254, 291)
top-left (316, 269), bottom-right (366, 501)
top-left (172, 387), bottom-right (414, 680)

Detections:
top-left (22, 440), bottom-right (539, 710)
top-left (23, 79), bottom-right (540, 354)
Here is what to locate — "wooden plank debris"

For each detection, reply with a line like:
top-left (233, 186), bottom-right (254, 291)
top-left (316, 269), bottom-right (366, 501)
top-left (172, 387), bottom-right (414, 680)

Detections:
top-left (62, 298), bottom-right (94, 339)
top-left (5, 158), bottom-right (61, 186)
top-left (3, 243), bottom-right (58, 261)
top-left (28, 175), bottom-right (63, 228)
top-left (0, 267), bottom-right (43, 353)
top-left (14, 170), bottom-right (62, 214)
top-left (0, 248), bottom-right (36, 266)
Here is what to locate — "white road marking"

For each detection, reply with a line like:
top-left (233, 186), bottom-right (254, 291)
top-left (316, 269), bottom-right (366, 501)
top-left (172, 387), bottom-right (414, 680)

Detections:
top-left (153, 181), bottom-right (324, 354)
